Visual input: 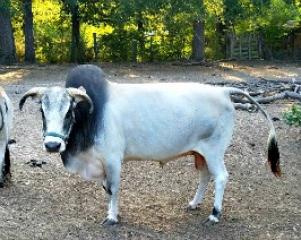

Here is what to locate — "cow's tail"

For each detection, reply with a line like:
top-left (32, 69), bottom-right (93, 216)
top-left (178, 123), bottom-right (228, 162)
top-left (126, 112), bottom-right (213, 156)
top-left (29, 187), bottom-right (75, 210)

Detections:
top-left (227, 87), bottom-right (281, 177)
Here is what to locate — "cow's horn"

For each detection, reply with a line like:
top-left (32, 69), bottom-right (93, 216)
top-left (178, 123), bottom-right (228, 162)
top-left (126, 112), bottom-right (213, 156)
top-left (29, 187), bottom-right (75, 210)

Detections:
top-left (67, 87), bottom-right (94, 114)
top-left (19, 87), bottom-right (46, 110)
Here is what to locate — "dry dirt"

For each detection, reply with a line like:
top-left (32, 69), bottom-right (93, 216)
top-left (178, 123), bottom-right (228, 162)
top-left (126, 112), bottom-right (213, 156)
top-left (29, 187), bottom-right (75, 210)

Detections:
top-left (0, 61), bottom-right (300, 240)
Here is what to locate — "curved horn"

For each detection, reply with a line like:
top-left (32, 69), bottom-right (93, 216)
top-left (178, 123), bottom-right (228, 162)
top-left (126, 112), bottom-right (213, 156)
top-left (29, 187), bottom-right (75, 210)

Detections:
top-left (67, 87), bottom-right (94, 113)
top-left (19, 87), bottom-right (46, 110)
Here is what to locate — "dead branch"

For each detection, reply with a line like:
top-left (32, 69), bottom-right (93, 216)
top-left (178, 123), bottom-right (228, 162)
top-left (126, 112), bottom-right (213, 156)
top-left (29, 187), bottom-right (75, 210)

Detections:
top-left (257, 77), bottom-right (301, 85)
top-left (231, 95), bottom-right (248, 103)
top-left (208, 80), bottom-right (248, 86)
top-left (294, 85), bottom-right (301, 93)
top-left (232, 91), bottom-right (301, 104)
top-left (205, 78), bottom-right (301, 110)
top-left (255, 91), bottom-right (301, 104)
top-left (234, 103), bottom-right (258, 112)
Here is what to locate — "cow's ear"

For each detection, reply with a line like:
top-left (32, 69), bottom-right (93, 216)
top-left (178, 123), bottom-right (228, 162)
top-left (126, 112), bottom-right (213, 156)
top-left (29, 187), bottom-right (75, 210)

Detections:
top-left (19, 87), bottom-right (46, 110)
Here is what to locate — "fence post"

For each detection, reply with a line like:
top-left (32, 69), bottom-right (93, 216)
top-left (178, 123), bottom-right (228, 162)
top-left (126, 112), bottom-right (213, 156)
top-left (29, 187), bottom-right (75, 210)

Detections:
top-left (248, 34), bottom-right (251, 60)
top-left (93, 32), bottom-right (98, 60)
top-left (131, 39), bottom-right (138, 62)
top-left (258, 32), bottom-right (263, 59)
top-left (239, 36), bottom-right (242, 59)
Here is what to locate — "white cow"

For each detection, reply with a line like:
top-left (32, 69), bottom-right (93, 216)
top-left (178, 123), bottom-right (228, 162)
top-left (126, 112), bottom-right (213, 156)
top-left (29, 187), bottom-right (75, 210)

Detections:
top-left (0, 87), bottom-right (13, 187)
top-left (19, 65), bottom-right (280, 225)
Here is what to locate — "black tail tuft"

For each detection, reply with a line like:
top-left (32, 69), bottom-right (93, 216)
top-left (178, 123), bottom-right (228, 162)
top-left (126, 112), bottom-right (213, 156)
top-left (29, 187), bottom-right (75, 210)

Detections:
top-left (268, 136), bottom-right (281, 177)
top-left (4, 146), bottom-right (11, 176)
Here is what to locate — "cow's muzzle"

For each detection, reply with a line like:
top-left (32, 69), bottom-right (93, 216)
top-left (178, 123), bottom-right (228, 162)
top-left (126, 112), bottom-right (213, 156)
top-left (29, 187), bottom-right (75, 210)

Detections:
top-left (44, 132), bottom-right (67, 153)
top-left (45, 141), bottom-right (61, 152)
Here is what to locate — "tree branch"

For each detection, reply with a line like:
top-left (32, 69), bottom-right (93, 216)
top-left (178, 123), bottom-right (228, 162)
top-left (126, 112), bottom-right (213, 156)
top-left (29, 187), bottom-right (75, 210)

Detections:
top-left (234, 103), bottom-right (258, 112)
top-left (255, 91), bottom-right (301, 104)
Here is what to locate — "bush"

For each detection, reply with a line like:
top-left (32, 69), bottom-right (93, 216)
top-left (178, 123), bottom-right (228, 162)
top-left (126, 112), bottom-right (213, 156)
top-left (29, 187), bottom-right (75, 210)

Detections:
top-left (283, 104), bottom-right (301, 127)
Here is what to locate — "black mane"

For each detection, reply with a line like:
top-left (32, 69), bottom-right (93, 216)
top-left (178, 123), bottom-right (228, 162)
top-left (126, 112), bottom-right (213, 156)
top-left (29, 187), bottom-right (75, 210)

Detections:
top-left (61, 65), bottom-right (107, 163)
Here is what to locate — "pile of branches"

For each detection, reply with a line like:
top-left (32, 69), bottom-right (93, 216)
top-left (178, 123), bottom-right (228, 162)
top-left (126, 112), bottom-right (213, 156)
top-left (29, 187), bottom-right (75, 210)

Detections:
top-left (206, 78), bottom-right (301, 111)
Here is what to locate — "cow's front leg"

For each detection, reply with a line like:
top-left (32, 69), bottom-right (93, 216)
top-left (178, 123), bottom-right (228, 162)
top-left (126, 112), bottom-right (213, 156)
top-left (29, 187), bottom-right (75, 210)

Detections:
top-left (0, 146), bottom-right (10, 188)
top-left (102, 158), bottom-right (121, 226)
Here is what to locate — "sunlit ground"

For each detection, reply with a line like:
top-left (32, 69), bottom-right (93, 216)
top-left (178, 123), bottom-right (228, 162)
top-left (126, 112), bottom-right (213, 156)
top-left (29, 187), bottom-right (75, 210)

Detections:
top-left (0, 61), bottom-right (300, 239)
top-left (0, 69), bottom-right (30, 84)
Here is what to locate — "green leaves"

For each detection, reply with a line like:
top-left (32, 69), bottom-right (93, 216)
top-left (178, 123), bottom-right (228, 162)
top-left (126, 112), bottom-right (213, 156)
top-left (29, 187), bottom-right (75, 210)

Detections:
top-left (283, 104), bottom-right (301, 127)
top-left (9, 0), bottom-right (301, 62)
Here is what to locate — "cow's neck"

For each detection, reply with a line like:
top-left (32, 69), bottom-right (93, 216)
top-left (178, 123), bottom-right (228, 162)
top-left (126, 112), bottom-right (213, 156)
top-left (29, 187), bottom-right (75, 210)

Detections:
top-left (60, 106), bottom-right (99, 164)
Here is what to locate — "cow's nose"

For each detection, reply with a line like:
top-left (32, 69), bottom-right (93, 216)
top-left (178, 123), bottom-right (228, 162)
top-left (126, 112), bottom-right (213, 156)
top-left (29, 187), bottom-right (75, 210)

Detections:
top-left (45, 142), bottom-right (61, 152)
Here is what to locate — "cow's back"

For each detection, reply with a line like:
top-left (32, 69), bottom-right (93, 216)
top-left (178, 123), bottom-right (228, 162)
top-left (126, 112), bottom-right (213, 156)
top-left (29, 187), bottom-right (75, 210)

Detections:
top-left (106, 83), bottom-right (234, 160)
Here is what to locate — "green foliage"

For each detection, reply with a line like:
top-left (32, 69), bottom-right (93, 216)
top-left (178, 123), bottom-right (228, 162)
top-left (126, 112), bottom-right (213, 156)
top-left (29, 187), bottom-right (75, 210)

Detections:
top-left (10, 0), bottom-right (24, 59)
top-left (0, 0), bottom-right (11, 13)
top-left (283, 104), bottom-right (301, 127)
top-left (8, 0), bottom-right (301, 63)
top-left (100, 28), bottom-right (135, 61)
top-left (258, 0), bottom-right (300, 53)
top-left (34, 1), bottom-right (71, 63)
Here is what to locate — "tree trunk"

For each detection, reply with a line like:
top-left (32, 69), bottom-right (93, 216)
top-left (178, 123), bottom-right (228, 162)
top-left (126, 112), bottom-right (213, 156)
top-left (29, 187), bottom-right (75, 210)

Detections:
top-left (216, 21), bottom-right (226, 59)
top-left (0, 0), bottom-right (17, 65)
top-left (131, 39), bottom-right (138, 62)
top-left (191, 20), bottom-right (204, 61)
top-left (259, 31), bottom-right (273, 60)
top-left (137, 14), bottom-right (145, 61)
top-left (93, 32), bottom-right (99, 60)
top-left (70, 3), bottom-right (83, 63)
top-left (23, 0), bottom-right (35, 63)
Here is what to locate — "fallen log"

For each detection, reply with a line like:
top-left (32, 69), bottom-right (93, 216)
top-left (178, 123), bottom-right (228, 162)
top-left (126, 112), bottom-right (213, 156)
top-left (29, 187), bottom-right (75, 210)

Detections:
top-left (234, 103), bottom-right (258, 112)
top-left (255, 91), bottom-right (301, 104)
top-left (257, 77), bottom-right (301, 85)
top-left (232, 91), bottom-right (301, 104)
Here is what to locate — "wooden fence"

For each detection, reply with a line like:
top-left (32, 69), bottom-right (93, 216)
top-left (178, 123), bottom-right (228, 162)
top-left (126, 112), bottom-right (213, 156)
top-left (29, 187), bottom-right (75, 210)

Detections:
top-left (227, 33), bottom-right (261, 60)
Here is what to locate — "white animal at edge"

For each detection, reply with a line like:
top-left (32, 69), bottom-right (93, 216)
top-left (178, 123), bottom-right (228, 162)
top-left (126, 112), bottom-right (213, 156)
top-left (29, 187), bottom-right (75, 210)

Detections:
top-left (0, 87), bottom-right (13, 187)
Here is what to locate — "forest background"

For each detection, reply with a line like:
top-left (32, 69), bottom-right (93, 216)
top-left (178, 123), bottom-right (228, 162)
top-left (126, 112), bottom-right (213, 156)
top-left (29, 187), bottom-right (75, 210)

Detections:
top-left (0, 0), bottom-right (301, 64)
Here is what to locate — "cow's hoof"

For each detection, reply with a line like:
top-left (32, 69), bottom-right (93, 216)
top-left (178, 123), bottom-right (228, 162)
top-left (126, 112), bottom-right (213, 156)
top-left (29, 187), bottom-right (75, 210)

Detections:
top-left (186, 204), bottom-right (198, 212)
top-left (0, 176), bottom-right (10, 188)
top-left (102, 217), bottom-right (119, 226)
top-left (0, 178), bottom-right (10, 188)
top-left (203, 215), bottom-right (219, 226)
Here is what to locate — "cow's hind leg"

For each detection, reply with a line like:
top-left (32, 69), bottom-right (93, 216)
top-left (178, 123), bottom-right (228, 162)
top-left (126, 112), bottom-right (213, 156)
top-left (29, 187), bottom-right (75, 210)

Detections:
top-left (0, 145), bottom-right (10, 188)
top-left (205, 157), bottom-right (228, 224)
top-left (201, 106), bottom-right (233, 224)
top-left (187, 162), bottom-right (210, 210)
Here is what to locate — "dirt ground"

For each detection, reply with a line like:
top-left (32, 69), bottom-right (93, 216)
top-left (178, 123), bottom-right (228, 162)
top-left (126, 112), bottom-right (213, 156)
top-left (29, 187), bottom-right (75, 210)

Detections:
top-left (0, 61), bottom-right (300, 240)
